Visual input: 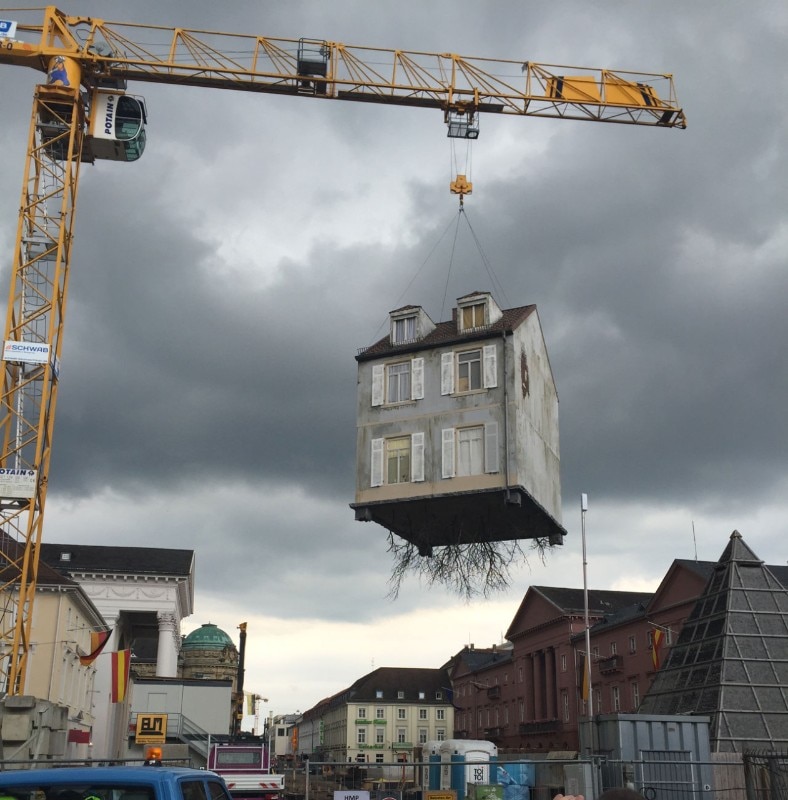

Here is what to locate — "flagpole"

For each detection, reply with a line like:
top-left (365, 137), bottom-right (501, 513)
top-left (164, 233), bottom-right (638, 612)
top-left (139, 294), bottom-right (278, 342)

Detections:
top-left (581, 493), bottom-right (593, 717)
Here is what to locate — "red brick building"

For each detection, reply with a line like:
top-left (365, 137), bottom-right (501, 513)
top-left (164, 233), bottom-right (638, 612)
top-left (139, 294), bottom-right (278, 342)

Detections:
top-left (448, 558), bottom-right (714, 752)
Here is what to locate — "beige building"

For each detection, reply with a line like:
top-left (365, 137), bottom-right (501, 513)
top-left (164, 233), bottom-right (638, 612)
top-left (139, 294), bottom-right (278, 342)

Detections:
top-left (1, 551), bottom-right (108, 760)
top-left (299, 667), bottom-right (454, 764)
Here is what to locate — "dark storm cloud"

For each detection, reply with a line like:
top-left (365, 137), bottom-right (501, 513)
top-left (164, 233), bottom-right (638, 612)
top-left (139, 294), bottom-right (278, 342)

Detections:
top-left (2, 0), bottom-right (787, 637)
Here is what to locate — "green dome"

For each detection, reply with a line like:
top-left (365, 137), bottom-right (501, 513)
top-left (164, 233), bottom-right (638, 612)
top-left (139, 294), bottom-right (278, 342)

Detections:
top-left (182, 623), bottom-right (235, 651)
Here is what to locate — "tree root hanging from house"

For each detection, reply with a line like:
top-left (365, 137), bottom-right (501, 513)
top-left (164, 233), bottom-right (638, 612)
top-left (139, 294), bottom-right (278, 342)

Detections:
top-left (386, 534), bottom-right (550, 600)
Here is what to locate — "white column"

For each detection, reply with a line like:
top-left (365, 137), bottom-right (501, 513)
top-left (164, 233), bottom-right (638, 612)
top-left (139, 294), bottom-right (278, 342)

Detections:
top-left (156, 612), bottom-right (179, 677)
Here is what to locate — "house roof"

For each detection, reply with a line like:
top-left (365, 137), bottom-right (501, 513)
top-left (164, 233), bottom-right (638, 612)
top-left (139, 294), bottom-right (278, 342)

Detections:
top-left (356, 304), bottom-right (537, 362)
top-left (323, 666), bottom-right (451, 706)
top-left (39, 543), bottom-right (194, 577)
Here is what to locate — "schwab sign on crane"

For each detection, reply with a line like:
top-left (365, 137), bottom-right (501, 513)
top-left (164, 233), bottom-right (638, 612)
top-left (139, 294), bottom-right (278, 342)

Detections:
top-left (0, 6), bottom-right (685, 695)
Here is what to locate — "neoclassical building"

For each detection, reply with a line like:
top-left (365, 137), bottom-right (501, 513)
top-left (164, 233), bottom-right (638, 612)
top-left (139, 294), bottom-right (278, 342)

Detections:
top-left (39, 543), bottom-right (195, 759)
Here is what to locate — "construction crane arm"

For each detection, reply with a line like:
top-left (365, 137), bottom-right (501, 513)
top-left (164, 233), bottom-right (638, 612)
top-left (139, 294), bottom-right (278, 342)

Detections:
top-left (2, 7), bottom-right (686, 130)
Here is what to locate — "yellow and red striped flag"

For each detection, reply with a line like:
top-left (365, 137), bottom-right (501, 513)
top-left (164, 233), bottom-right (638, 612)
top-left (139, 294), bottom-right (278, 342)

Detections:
top-left (651, 629), bottom-right (664, 670)
top-left (111, 649), bottom-right (131, 703)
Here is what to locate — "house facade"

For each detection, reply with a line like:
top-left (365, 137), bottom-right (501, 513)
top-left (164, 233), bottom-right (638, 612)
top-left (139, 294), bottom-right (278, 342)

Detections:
top-left (352, 292), bottom-right (564, 553)
top-left (298, 667), bottom-right (454, 764)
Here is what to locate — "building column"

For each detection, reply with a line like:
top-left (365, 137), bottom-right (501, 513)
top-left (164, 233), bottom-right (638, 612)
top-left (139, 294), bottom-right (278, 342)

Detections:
top-left (156, 612), bottom-right (179, 677)
top-left (545, 647), bottom-right (557, 719)
top-left (532, 651), bottom-right (543, 720)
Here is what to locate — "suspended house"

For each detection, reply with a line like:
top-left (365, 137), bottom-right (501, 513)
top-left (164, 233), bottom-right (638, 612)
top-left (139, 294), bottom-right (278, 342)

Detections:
top-left (638, 530), bottom-right (788, 752)
top-left (351, 292), bottom-right (564, 552)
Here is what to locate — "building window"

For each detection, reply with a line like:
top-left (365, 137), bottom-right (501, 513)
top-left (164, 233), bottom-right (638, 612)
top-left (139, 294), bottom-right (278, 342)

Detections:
top-left (418, 728), bottom-right (428, 744)
top-left (376, 728), bottom-right (385, 744)
top-left (458, 349), bottom-right (482, 392)
top-left (397, 691), bottom-right (405, 699)
top-left (518, 666), bottom-right (523, 682)
top-left (562, 690), bottom-right (570, 722)
top-left (631, 681), bottom-right (640, 710)
top-left (372, 359), bottom-right (424, 406)
top-left (371, 434), bottom-right (425, 487)
top-left (461, 302), bottom-right (486, 330)
top-left (436, 708), bottom-right (445, 720)
top-left (419, 708), bottom-right (428, 720)
top-left (393, 315), bottom-right (416, 343)
top-left (376, 690), bottom-right (383, 699)
top-left (418, 691), bottom-right (425, 700)
top-left (611, 685), bottom-right (620, 712)
top-left (387, 436), bottom-right (411, 484)
top-left (610, 641), bottom-right (617, 656)
top-left (376, 707), bottom-right (385, 719)
top-left (358, 707), bottom-right (367, 719)
top-left (375, 753), bottom-right (385, 764)
top-left (442, 423), bottom-right (498, 478)
top-left (397, 708), bottom-right (406, 719)
top-left (561, 654), bottom-right (567, 672)
top-left (397, 728), bottom-right (407, 744)
top-left (629, 635), bottom-right (636, 654)
top-left (441, 345), bottom-right (497, 395)
top-left (592, 646), bottom-right (599, 659)
top-left (435, 691), bottom-right (443, 700)
top-left (595, 689), bottom-right (602, 714)
top-left (666, 626), bottom-right (673, 645)
top-left (436, 728), bottom-right (446, 741)
top-left (387, 362), bottom-right (411, 403)
top-left (357, 727), bottom-right (366, 744)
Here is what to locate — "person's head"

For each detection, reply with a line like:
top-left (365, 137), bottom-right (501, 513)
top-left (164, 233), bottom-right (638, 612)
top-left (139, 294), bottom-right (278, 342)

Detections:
top-left (599, 790), bottom-right (643, 800)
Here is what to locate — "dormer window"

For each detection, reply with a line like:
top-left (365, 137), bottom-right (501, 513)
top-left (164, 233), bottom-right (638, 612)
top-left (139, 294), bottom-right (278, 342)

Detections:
top-left (462, 302), bottom-right (486, 330)
top-left (393, 315), bottom-right (416, 344)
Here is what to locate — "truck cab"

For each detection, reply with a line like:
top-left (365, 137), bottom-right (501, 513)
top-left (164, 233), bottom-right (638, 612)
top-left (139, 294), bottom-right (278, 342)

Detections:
top-left (0, 766), bottom-right (231, 800)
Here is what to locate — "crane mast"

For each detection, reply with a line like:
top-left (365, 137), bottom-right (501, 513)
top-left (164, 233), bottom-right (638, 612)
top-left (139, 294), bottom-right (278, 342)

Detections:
top-left (0, 6), bottom-right (685, 695)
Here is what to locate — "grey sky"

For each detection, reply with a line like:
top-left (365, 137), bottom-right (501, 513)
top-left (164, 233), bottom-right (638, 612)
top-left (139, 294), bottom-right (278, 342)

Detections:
top-left (1, 0), bottom-right (786, 714)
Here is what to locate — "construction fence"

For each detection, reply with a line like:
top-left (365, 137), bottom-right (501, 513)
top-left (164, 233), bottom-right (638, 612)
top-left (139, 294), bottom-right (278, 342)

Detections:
top-left (285, 750), bottom-right (788, 800)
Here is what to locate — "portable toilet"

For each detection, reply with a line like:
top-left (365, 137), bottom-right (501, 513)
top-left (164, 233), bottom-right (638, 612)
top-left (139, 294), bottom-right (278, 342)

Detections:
top-left (421, 741), bottom-right (442, 790)
top-left (439, 739), bottom-right (498, 798)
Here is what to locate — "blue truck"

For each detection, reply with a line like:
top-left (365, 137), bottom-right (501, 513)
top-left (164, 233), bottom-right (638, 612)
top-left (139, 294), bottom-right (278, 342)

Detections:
top-left (0, 766), bottom-right (232, 800)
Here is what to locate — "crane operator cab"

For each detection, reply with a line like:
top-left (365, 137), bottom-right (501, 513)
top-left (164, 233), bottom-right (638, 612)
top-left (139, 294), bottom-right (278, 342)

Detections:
top-left (87, 88), bottom-right (147, 162)
top-left (40, 55), bottom-right (147, 163)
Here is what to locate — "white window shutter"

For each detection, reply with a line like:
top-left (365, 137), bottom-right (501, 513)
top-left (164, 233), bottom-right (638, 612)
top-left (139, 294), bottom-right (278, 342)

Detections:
top-left (441, 352), bottom-right (454, 395)
top-left (483, 344), bottom-right (498, 388)
top-left (441, 428), bottom-right (455, 478)
top-left (484, 422), bottom-right (499, 473)
top-left (411, 358), bottom-right (424, 400)
top-left (371, 438), bottom-right (384, 486)
top-left (371, 364), bottom-right (384, 406)
top-left (411, 432), bottom-right (425, 482)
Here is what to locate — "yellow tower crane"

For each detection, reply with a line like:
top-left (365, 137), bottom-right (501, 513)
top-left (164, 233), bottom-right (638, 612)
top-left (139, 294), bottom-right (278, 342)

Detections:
top-left (0, 6), bottom-right (686, 695)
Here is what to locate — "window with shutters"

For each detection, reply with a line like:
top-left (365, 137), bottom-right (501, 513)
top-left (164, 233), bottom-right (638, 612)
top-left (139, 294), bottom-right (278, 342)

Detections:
top-left (371, 359), bottom-right (424, 406)
top-left (442, 423), bottom-right (499, 478)
top-left (370, 433), bottom-right (425, 486)
top-left (441, 345), bottom-right (497, 395)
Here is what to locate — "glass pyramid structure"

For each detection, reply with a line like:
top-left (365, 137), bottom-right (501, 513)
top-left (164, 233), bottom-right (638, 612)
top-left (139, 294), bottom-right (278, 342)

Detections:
top-left (639, 530), bottom-right (788, 752)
